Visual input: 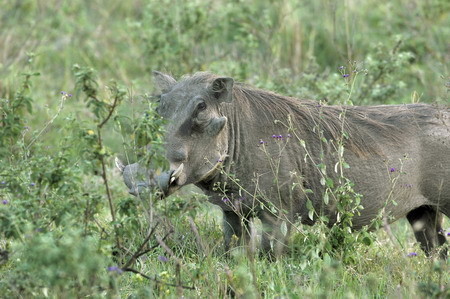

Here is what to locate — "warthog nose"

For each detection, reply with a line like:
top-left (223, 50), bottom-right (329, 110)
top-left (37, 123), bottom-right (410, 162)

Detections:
top-left (168, 148), bottom-right (187, 163)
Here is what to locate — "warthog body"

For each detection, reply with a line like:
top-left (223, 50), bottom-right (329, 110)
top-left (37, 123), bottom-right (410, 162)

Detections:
top-left (120, 72), bottom-right (450, 256)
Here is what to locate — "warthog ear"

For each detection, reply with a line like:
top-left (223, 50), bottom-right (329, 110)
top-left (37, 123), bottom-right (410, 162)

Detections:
top-left (207, 116), bottom-right (227, 136)
top-left (153, 71), bottom-right (177, 93)
top-left (209, 77), bottom-right (234, 103)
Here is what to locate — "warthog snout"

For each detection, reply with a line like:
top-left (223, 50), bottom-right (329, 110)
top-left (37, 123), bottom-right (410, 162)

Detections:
top-left (115, 158), bottom-right (182, 197)
top-left (116, 158), bottom-right (153, 197)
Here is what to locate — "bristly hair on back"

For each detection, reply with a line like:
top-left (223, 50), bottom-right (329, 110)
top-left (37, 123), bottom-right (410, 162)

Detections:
top-left (178, 72), bottom-right (408, 158)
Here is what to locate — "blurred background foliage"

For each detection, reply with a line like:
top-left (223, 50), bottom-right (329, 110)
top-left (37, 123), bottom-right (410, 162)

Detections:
top-left (1, 0), bottom-right (449, 102)
top-left (0, 0), bottom-right (449, 297)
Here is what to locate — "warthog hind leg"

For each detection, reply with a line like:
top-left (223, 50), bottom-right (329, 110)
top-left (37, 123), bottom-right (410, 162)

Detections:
top-left (406, 205), bottom-right (447, 259)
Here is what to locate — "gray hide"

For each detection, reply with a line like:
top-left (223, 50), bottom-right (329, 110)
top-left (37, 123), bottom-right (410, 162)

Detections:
top-left (119, 72), bottom-right (450, 257)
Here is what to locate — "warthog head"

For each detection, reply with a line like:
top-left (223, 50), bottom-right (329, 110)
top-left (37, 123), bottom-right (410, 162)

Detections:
top-left (118, 72), bottom-right (233, 197)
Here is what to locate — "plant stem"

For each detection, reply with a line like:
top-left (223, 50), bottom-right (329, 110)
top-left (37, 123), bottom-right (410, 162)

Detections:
top-left (96, 91), bottom-right (122, 250)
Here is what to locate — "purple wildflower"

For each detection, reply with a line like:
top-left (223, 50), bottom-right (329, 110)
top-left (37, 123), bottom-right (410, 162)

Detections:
top-left (217, 159), bottom-right (223, 163)
top-left (278, 135), bottom-right (283, 139)
top-left (407, 252), bottom-right (417, 257)
top-left (29, 182), bottom-right (36, 187)
top-left (342, 74), bottom-right (350, 78)
top-left (447, 232), bottom-right (450, 237)
top-left (390, 168), bottom-right (396, 173)
top-left (259, 139), bottom-right (266, 145)
top-left (107, 266), bottom-right (123, 274)
top-left (2, 200), bottom-right (8, 205)
top-left (60, 91), bottom-right (72, 98)
top-left (222, 197), bottom-right (230, 203)
top-left (272, 134), bottom-right (277, 138)
top-left (158, 255), bottom-right (169, 262)
top-left (338, 66), bottom-right (345, 70)
top-left (287, 134), bottom-right (292, 138)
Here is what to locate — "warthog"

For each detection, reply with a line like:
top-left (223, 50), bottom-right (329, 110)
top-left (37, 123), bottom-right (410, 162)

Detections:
top-left (119, 71), bottom-right (449, 257)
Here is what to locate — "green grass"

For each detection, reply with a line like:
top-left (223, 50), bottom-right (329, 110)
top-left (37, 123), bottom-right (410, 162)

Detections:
top-left (0, 0), bottom-right (449, 297)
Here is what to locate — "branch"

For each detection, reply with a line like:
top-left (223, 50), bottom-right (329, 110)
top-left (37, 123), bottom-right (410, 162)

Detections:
top-left (156, 234), bottom-right (182, 266)
top-left (98, 92), bottom-right (121, 129)
top-left (122, 267), bottom-right (195, 290)
top-left (134, 229), bottom-right (173, 259)
top-left (97, 128), bottom-right (120, 250)
top-left (188, 217), bottom-right (205, 254)
top-left (122, 222), bottom-right (160, 269)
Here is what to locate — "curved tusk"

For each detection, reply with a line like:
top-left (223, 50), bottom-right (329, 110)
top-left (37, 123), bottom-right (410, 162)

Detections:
top-left (171, 163), bottom-right (184, 179)
top-left (115, 157), bottom-right (125, 173)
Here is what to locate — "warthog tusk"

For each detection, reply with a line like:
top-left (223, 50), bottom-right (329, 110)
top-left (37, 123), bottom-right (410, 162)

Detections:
top-left (115, 157), bottom-right (125, 173)
top-left (170, 163), bottom-right (184, 184)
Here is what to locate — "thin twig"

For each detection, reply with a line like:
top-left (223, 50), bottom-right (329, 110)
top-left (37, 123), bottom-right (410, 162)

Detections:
top-left (97, 128), bottom-right (121, 250)
top-left (135, 229), bottom-right (173, 259)
top-left (97, 93), bottom-right (122, 250)
top-left (122, 222), bottom-right (160, 269)
top-left (382, 213), bottom-right (402, 249)
top-left (26, 94), bottom-right (66, 150)
top-left (188, 217), bottom-right (205, 254)
top-left (122, 267), bottom-right (195, 290)
top-left (98, 93), bottom-right (121, 129)
top-left (156, 234), bottom-right (181, 266)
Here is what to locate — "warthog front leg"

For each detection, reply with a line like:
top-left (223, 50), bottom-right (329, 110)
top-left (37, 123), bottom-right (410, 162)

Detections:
top-left (259, 211), bottom-right (290, 257)
top-left (222, 211), bottom-right (251, 253)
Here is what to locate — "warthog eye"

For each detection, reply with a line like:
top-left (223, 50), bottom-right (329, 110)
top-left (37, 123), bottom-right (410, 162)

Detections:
top-left (191, 101), bottom-right (209, 133)
top-left (197, 101), bottom-right (207, 111)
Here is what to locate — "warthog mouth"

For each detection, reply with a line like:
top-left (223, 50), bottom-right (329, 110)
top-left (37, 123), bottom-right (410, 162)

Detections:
top-left (117, 153), bottom-right (228, 198)
top-left (157, 163), bottom-right (184, 196)
top-left (157, 153), bottom-right (228, 196)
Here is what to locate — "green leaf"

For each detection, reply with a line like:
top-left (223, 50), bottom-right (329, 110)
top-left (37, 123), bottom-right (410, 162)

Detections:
top-left (280, 221), bottom-right (287, 237)
top-left (320, 177), bottom-right (326, 186)
top-left (325, 178), bottom-right (334, 188)
top-left (361, 236), bottom-right (372, 246)
top-left (323, 192), bottom-right (329, 205)
top-left (306, 199), bottom-right (314, 211)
